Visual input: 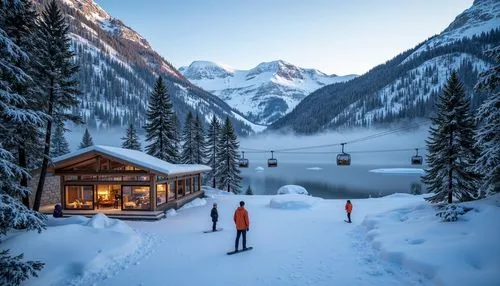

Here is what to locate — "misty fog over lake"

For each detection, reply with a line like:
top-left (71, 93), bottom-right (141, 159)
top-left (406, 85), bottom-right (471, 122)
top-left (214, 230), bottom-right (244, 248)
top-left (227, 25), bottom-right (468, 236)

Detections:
top-left (240, 162), bottom-right (425, 199)
top-left (67, 126), bottom-right (429, 199)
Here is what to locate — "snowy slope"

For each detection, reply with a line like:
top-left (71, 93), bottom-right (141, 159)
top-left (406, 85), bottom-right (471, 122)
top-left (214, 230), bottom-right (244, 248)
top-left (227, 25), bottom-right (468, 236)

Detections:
top-left (6, 191), bottom-right (499, 285)
top-left (403, 0), bottom-right (500, 63)
top-left (270, 0), bottom-right (500, 133)
top-left (331, 53), bottom-right (491, 127)
top-left (181, 60), bottom-right (357, 125)
top-left (34, 0), bottom-right (258, 135)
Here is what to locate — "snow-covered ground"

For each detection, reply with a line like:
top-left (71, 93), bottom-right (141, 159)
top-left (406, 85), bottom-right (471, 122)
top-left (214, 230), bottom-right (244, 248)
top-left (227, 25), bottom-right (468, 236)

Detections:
top-left (3, 190), bottom-right (499, 286)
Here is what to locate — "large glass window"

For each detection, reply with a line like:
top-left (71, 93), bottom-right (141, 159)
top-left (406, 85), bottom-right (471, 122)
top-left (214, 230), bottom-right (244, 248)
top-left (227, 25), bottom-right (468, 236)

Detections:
top-left (193, 175), bottom-right (200, 192)
top-left (156, 184), bottom-right (167, 206)
top-left (99, 175), bottom-right (122, 182)
top-left (97, 185), bottom-right (121, 209)
top-left (64, 175), bottom-right (78, 181)
top-left (122, 186), bottom-right (151, 210)
top-left (168, 181), bottom-right (175, 201)
top-left (65, 186), bottom-right (94, 209)
top-left (177, 179), bottom-right (185, 198)
top-left (81, 175), bottom-right (98, 181)
top-left (185, 178), bottom-right (192, 195)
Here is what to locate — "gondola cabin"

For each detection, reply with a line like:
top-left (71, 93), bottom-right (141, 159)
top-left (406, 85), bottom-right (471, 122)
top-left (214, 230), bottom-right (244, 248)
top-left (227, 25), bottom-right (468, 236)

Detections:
top-left (268, 151), bottom-right (278, 167)
top-left (336, 153), bottom-right (351, 166)
top-left (411, 148), bottom-right (423, 165)
top-left (267, 158), bottom-right (278, 167)
top-left (411, 155), bottom-right (423, 165)
top-left (239, 158), bottom-right (249, 168)
top-left (239, 151), bottom-right (249, 168)
top-left (336, 143), bottom-right (351, 166)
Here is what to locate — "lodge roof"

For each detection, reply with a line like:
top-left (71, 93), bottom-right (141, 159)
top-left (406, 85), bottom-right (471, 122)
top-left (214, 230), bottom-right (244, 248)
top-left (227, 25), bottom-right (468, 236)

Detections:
top-left (51, 145), bottom-right (211, 176)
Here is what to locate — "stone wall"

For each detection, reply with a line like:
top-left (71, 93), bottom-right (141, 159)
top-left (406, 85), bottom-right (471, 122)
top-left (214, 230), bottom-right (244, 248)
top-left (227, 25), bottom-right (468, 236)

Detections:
top-left (28, 174), bottom-right (61, 208)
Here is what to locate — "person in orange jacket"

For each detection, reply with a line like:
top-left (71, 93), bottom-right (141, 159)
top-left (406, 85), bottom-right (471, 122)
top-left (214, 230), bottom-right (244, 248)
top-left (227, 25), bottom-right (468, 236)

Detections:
top-left (345, 200), bottom-right (353, 223)
top-left (233, 201), bottom-right (250, 251)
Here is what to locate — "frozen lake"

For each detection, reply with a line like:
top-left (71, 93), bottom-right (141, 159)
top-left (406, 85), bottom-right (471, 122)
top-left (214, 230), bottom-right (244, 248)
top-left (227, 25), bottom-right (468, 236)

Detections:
top-left (240, 162), bottom-right (426, 199)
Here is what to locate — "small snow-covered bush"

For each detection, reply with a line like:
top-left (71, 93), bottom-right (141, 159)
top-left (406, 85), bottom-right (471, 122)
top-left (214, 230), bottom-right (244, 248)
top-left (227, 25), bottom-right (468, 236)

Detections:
top-left (166, 209), bottom-right (177, 217)
top-left (436, 204), bottom-right (473, 222)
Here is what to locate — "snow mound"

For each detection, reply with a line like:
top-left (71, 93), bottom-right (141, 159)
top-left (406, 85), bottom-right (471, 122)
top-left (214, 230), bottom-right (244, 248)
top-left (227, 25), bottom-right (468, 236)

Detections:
top-left (255, 166), bottom-right (264, 172)
top-left (361, 198), bottom-right (500, 286)
top-left (382, 193), bottom-right (416, 199)
top-left (369, 168), bottom-right (425, 174)
top-left (47, 215), bottom-right (89, 226)
top-left (269, 194), bottom-right (321, 210)
top-left (2, 215), bottom-right (141, 285)
top-left (277, 185), bottom-right (309, 195)
top-left (179, 198), bottom-right (207, 210)
top-left (202, 186), bottom-right (235, 197)
top-left (84, 213), bottom-right (134, 234)
top-left (165, 209), bottom-right (177, 217)
top-left (306, 167), bottom-right (322, 171)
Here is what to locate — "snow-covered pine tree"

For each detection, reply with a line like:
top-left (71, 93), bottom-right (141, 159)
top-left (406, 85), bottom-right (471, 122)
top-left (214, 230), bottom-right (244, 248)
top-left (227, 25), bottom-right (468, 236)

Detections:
top-left (1, 0), bottom-right (42, 208)
top-left (171, 114), bottom-right (181, 164)
top-left (79, 127), bottom-right (94, 149)
top-left (50, 122), bottom-right (70, 157)
top-left (215, 117), bottom-right (241, 193)
top-left (33, 0), bottom-right (81, 211)
top-left (245, 185), bottom-right (254, 195)
top-left (0, 16), bottom-right (46, 285)
top-left (144, 76), bottom-right (179, 162)
top-left (180, 111), bottom-right (195, 164)
top-left (474, 45), bottom-right (500, 196)
top-left (121, 123), bottom-right (141, 151)
top-left (206, 115), bottom-right (221, 188)
top-left (422, 72), bottom-right (480, 203)
top-left (193, 114), bottom-right (207, 164)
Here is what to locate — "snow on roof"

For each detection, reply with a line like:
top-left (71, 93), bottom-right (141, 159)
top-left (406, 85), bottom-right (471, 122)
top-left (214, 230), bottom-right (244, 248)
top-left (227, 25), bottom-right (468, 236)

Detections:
top-left (51, 145), bottom-right (211, 176)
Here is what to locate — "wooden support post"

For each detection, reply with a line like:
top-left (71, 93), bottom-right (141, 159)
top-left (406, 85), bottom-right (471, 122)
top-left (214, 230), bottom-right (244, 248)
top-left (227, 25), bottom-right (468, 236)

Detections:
top-left (150, 174), bottom-right (156, 211)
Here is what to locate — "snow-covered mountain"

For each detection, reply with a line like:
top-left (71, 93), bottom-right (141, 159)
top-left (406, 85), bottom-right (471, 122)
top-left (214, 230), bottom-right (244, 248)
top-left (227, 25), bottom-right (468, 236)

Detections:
top-left (270, 0), bottom-right (500, 134)
top-left (180, 60), bottom-right (357, 125)
top-left (33, 0), bottom-right (260, 135)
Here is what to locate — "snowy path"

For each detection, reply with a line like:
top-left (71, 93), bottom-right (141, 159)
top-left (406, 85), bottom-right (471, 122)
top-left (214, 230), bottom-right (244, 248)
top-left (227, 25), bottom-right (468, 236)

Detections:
top-left (91, 195), bottom-right (433, 286)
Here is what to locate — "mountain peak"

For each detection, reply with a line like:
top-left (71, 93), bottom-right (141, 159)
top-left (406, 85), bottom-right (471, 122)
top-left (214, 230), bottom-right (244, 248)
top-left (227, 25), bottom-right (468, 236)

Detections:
top-left (62, 0), bottom-right (151, 49)
top-left (403, 0), bottom-right (499, 62)
top-left (182, 61), bottom-right (235, 80)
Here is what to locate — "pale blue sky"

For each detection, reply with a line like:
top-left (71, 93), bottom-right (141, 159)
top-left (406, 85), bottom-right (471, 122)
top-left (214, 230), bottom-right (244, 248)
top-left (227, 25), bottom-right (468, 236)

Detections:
top-left (95, 0), bottom-right (473, 75)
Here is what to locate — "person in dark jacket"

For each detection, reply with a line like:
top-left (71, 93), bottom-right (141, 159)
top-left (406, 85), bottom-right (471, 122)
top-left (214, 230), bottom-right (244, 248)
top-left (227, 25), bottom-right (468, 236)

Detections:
top-left (53, 203), bottom-right (63, 218)
top-left (210, 203), bottom-right (219, 231)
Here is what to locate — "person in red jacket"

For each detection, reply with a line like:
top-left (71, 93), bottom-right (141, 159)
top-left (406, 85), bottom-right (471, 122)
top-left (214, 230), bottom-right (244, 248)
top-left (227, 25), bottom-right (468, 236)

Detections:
top-left (345, 200), bottom-right (353, 223)
top-left (233, 201), bottom-right (250, 251)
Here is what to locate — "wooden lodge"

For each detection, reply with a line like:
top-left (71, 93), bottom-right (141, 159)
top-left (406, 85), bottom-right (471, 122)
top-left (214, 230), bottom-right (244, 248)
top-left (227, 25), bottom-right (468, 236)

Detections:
top-left (36, 145), bottom-right (211, 220)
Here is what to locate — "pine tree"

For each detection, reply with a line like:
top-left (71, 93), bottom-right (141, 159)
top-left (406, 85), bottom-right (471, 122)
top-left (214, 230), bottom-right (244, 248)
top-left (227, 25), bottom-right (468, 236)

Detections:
top-left (422, 72), bottom-right (479, 203)
top-left (171, 114), bottom-right (181, 163)
top-left (50, 122), bottom-right (70, 157)
top-left (121, 123), bottom-right (141, 151)
top-left (0, 16), bottom-right (46, 284)
top-left (1, 0), bottom-right (42, 208)
top-left (144, 76), bottom-right (179, 162)
top-left (216, 117), bottom-right (241, 193)
top-left (79, 127), bottom-right (94, 149)
top-left (33, 0), bottom-right (81, 211)
top-left (245, 185), bottom-right (254, 195)
top-left (474, 45), bottom-right (500, 196)
top-left (193, 114), bottom-right (206, 164)
top-left (206, 115), bottom-right (221, 188)
top-left (180, 112), bottom-right (195, 164)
